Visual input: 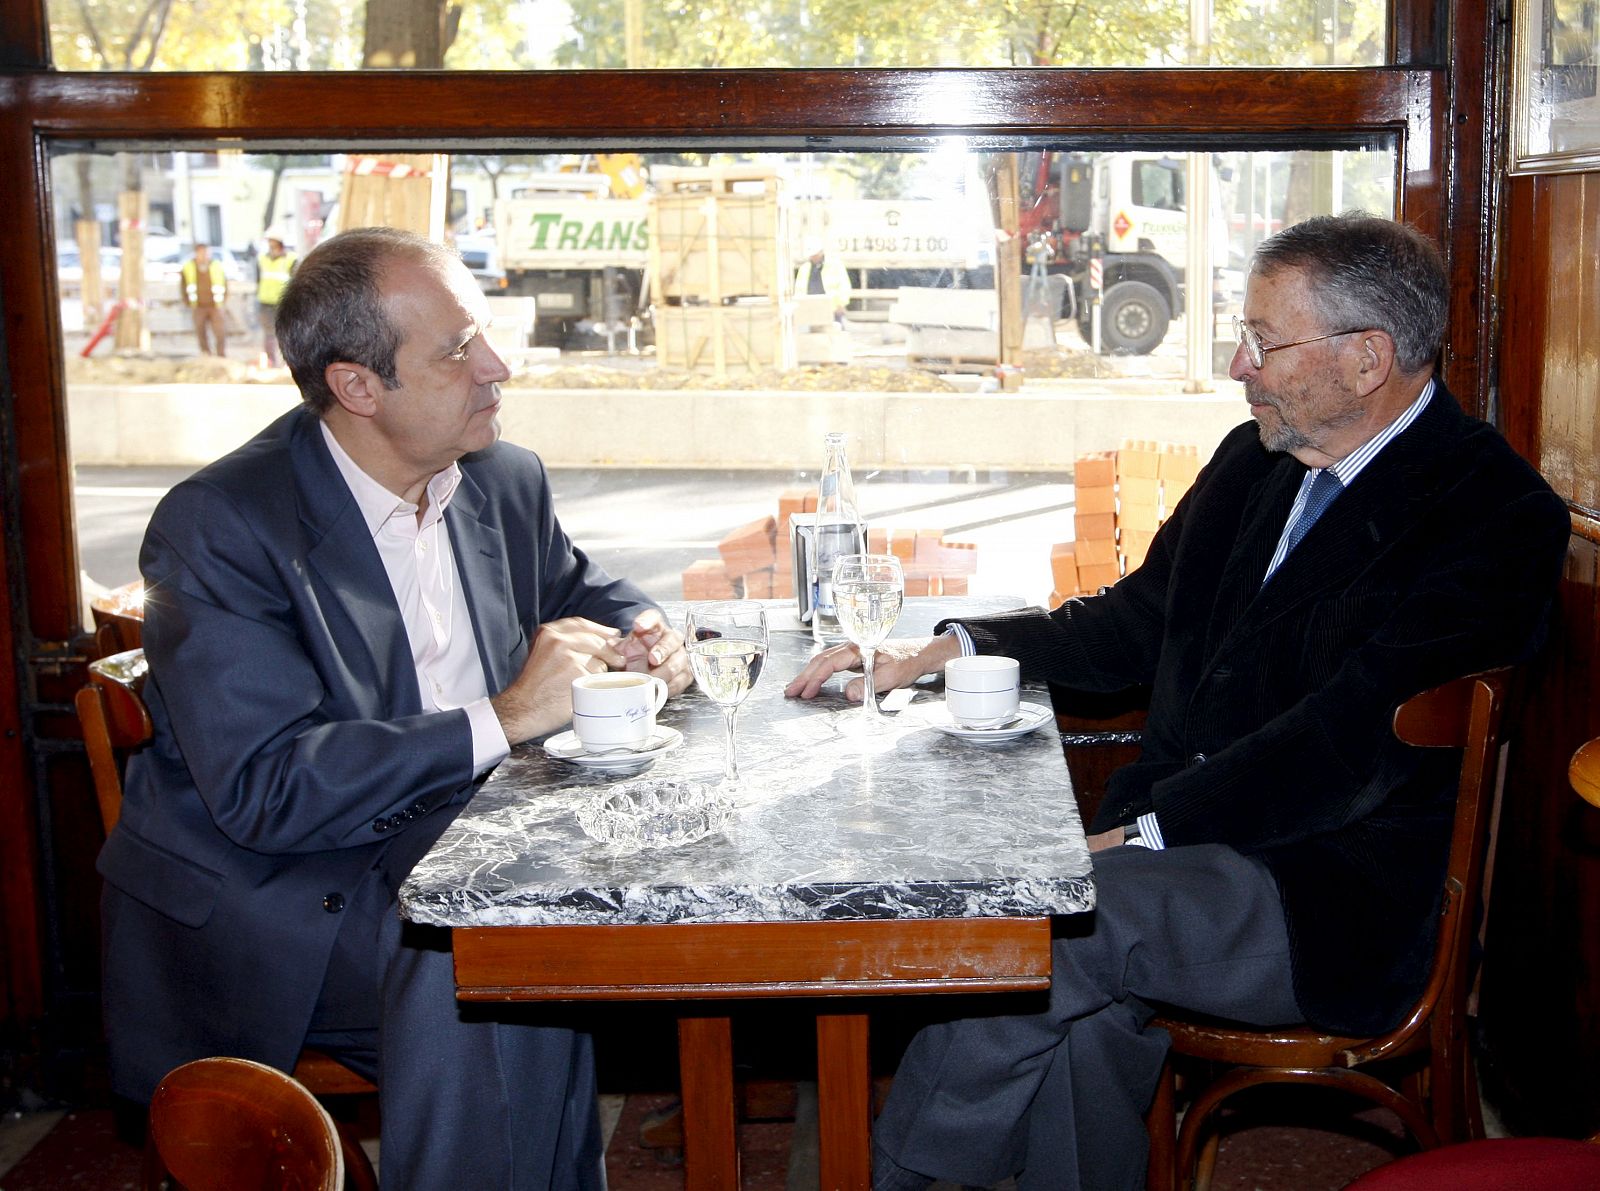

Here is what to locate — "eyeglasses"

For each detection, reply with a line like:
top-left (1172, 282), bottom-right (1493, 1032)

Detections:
top-left (1232, 316), bottom-right (1365, 370)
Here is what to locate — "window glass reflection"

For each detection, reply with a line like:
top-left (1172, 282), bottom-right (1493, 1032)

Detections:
top-left (48, 0), bottom-right (1387, 71)
top-left (57, 144), bottom-right (1393, 612)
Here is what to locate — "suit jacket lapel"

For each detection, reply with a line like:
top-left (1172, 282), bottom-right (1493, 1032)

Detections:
top-left (290, 411), bottom-right (422, 717)
top-left (446, 471), bottom-right (519, 693)
top-left (1235, 383), bottom-right (1466, 635)
top-left (1202, 456), bottom-right (1303, 662)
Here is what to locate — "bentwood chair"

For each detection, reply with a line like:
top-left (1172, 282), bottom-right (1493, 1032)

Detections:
top-left (145, 1056), bottom-right (342, 1191)
top-left (1144, 668), bottom-right (1512, 1191)
top-left (77, 648), bottom-right (380, 1191)
top-left (1335, 734), bottom-right (1600, 1189)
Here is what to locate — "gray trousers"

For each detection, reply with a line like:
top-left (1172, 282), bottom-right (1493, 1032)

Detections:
top-left (307, 850), bottom-right (606, 1191)
top-left (873, 843), bottom-right (1302, 1191)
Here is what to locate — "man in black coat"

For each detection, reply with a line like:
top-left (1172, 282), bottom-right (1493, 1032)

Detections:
top-left (787, 213), bottom-right (1570, 1190)
top-left (100, 227), bottom-right (692, 1189)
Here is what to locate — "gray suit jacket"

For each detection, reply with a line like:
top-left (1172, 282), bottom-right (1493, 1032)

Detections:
top-left (99, 406), bottom-right (653, 1100)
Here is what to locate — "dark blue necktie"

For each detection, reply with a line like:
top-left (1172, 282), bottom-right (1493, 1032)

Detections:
top-left (1283, 469), bottom-right (1344, 557)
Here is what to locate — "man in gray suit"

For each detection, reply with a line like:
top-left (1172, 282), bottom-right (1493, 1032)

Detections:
top-left (788, 214), bottom-right (1570, 1189)
top-left (99, 226), bottom-right (691, 1189)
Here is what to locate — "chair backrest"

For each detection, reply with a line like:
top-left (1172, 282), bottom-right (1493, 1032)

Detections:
top-left (74, 646), bottom-right (150, 835)
top-left (147, 1056), bottom-right (344, 1191)
top-left (1354, 667), bottom-right (1509, 1059)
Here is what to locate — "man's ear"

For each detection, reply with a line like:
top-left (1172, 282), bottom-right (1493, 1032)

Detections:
top-left (1353, 330), bottom-right (1396, 396)
top-left (325, 362), bottom-right (381, 418)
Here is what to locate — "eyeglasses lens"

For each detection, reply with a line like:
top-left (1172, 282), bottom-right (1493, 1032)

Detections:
top-left (1232, 317), bottom-right (1264, 368)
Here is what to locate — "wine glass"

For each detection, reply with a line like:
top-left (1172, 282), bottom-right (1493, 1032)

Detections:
top-left (830, 553), bottom-right (904, 722)
top-left (685, 601), bottom-right (769, 783)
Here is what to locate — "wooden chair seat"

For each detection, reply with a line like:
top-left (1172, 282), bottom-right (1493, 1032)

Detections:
top-left (1146, 669), bottom-right (1511, 1191)
top-left (79, 647), bottom-right (379, 1191)
top-left (146, 1056), bottom-right (342, 1191)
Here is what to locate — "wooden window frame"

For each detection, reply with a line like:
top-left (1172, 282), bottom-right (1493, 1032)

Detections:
top-left (0, 0), bottom-right (1499, 1026)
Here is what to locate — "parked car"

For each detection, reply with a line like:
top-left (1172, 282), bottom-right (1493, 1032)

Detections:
top-left (453, 232), bottom-right (506, 294)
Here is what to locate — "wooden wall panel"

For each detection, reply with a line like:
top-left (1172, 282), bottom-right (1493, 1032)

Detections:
top-left (1482, 171), bottom-right (1600, 1135)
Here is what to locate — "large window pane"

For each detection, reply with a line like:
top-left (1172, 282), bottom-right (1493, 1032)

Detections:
top-left (47, 0), bottom-right (1387, 71)
top-left (55, 141), bottom-right (1393, 614)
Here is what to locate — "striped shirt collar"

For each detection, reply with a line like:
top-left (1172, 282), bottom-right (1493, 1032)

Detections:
top-left (1321, 376), bottom-right (1435, 488)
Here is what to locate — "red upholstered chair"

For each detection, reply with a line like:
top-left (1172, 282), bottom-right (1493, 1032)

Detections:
top-left (78, 648), bottom-right (380, 1191)
top-left (1341, 1136), bottom-right (1600, 1189)
top-left (1144, 669), bottom-right (1511, 1191)
top-left (145, 1056), bottom-right (342, 1191)
top-left (1336, 734), bottom-right (1600, 1189)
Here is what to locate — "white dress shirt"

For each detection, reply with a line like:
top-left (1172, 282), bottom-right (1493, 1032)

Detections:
top-left (321, 422), bottom-right (510, 776)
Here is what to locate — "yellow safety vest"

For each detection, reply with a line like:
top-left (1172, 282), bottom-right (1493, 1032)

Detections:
top-left (182, 259), bottom-right (227, 305)
top-left (257, 252), bottom-right (296, 306)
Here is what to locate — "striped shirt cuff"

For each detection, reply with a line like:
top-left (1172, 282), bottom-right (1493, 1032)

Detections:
top-left (1134, 810), bottom-right (1166, 850)
top-left (942, 623), bottom-right (976, 656)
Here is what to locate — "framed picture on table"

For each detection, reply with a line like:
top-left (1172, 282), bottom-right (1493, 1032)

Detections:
top-left (1511, 0), bottom-right (1600, 172)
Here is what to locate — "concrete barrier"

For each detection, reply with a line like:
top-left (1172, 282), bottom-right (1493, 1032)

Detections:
top-left (66, 381), bottom-right (1250, 470)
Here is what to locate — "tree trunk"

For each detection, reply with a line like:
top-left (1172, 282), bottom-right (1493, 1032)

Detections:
top-left (113, 190), bottom-right (149, 351)
top-left (362, 0), bottom-right (457, 68)
top-left (261, 155), bottom-right (288, 237)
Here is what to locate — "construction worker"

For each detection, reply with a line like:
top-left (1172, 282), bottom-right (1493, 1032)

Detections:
top-left (794, 238), bottom-right (851, 325)
top-left (256, 236), bottom-right (297, 367)
top-left (180, 243), bottom-right (228, 356)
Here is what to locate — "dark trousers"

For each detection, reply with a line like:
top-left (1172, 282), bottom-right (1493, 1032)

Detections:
top-left (306, 852), bottom-right (606, 1191)
top-left (873, 843), bottom-right (1301, 1191)
top-left (191, 305), bottom-right (225, 356)
top-left (258, 302), bottom-right (280, 366)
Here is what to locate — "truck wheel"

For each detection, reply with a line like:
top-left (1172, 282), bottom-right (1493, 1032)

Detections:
top-left (1100, 281), bottom-right (1171, 355)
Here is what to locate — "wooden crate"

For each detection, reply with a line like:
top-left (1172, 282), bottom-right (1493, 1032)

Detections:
top-left (655, 303), bottom-right (791, 375)
top-left (650, 168), bottom-right (788, 303)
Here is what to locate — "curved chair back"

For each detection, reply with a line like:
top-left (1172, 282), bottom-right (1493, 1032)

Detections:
top-left (1147, 668), bottom-right (1511, 1191)
top-left (147, 1056), bottom-right (343, 1191)
top-left (75, 648), bottom-right (381, 1191)
top-left (75, 647), bottom-right (151, 835)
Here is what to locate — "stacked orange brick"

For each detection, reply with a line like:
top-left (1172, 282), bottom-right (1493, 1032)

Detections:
top-left (1049, 442), bottom-right (1201, 606)
top-left (682, 490), bottom-right (976, 600)
top-left (1050, 450), bottom-right (1118, 604)
top-left (1115, 439), bottom-right (1163, 572)
top-left (869, 528), bottom-right (975, 596)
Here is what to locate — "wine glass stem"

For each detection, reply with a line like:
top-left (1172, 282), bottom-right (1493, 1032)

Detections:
top-left (721, 706), bottom-right (739, 782)
top-left (860, 647), bottom-right (879, 717)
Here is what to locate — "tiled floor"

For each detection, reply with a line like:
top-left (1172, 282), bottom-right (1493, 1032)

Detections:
top-left (0, 1084), bottom-right (1417, 1189)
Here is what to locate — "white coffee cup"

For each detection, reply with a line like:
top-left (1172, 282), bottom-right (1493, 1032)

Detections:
top-left (944, 656), bottom-right (1022, 728)
top-left (571, 672), bottom-right (669, 750)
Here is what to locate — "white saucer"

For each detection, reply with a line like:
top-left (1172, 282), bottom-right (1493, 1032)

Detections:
top-left (543, 727), bottom-right (684, 769)
top-left (926, 701), bottom-right (1052, 742)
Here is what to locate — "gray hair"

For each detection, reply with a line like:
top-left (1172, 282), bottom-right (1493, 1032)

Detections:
top-left (277, 226), bottom-right (458, 413)
top-left (1252, 213), bottom-right (1448, 375)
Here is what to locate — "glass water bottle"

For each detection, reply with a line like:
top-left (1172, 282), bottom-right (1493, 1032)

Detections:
top-left (811, 432), bottom-right (866, 645)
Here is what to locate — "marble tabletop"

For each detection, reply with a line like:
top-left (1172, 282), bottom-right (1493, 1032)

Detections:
top-left (400, 598), bottom-right (1095, 929)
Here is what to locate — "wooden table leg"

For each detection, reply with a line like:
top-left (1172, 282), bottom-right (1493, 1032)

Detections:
top-left (678, 1014), bottom-right (739, 1189)
top-left (816, 1012), bottom-right (871, 1191)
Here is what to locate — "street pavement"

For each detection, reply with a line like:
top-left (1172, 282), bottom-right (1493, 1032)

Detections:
top-left (75, 462), bottom-right (1077, 613)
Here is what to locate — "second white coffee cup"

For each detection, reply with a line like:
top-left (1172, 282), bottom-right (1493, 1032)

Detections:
top-left (571, 672), bottom-right (669, 750)
top-left (944, 655), bottom-right (1022, 728)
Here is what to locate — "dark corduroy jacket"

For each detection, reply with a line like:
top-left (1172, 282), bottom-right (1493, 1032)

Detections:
top-left (946, 384), bottom-right (1568, 1035)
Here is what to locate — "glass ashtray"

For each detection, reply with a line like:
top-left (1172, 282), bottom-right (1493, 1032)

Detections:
top-left (574, 778), bottom-right (732, 852)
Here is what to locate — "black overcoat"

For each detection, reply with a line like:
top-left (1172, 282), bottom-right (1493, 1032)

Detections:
top-left (950, 385), bottom-right (1569, 1034)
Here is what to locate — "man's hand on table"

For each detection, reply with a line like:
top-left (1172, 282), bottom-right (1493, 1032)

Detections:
top-left (618, 608), bottom-right (693, 696)
top-left (491, 616), bottom-right (630, 745)
top-left (784, 633), bottom-right (963, 703)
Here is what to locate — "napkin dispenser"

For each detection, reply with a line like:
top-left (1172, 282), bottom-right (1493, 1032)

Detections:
top-left (790, 515), bottom-right (815, 624)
